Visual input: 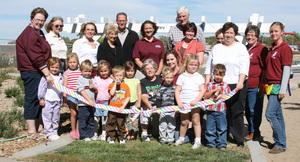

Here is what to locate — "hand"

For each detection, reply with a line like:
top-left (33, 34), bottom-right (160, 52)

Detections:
top-left (178, 103), bottom-right (184, 109)
top-left (89, 100), bottom-right (95, 107)
top-left (135, 103), bottom-right (141, 109)
top-left (119, 106), bottom-right (125, 113)
top-left (278, 93), bottom-right (285, 100)
top-left (63, 97), bottom-right (68, 106)
top-left (190, 100), bottom-right (198, 106)
top-left (215, 94), bottom-right (223, 100)
top-left (235, 82), bottom-right (244, 91)
top-left (39, 100), bottom-right (45, 107)
top-left (46, 75), bottom-right (54, 85)
top-left (89, 80), bottom-right (96, 90)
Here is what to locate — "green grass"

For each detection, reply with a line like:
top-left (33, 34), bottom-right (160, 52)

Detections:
top-left (0, 109), bottom-right (25, 138)
top-left (35, 140), bottom-right (250, 162)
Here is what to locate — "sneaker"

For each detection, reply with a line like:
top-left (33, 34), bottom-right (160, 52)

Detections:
top-left (205, 145), bottom-right (214, 149)
top-left (141, 135), bottom-right (150, 142)
top-left (120, 140), bottom-right (126, 144)
top-left (269, 147), bottom-right (286, 154)
top-left (160, 140), bottom-right (167, 145)
top-left (91, 134), bottom-right (98, 141)
top-left (48, 134), bottom-right (60, 141)
top-left (107, 136), bottom-right (111, 143)
top-left (82, 138), bottom-right (91, 142)
top-left (167, 141), bottom-right (174, 145)
top-left (219, 147), bottom-right (226, 151)
top-left (99, 134), bottom-right (106, 141)
top-left (175, 138), bottom-right (185, 146)
top-left (192, 142), bottom-right (201, 149)
top-left (109, 140), bottom-right (115, 144)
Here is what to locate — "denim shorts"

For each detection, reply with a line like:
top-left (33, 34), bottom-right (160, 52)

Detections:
top-left (67, 95), bottom-right (78, 105)
top-left (94, 102), bottom-right (108, 116)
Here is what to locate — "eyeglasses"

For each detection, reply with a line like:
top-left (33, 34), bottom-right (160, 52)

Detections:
top-left (145, 67), bottom-right (154, 71)
top-left (55, 25), bottom-right (64, 28)
top-left (34, 19), bottom-right (45, 23)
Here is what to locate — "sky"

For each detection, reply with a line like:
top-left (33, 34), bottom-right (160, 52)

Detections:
top-left (0, 0), bottom-right (299, 44)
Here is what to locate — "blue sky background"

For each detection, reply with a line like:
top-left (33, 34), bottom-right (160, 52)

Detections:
top-left (0, 0), bottom-right (299, 44)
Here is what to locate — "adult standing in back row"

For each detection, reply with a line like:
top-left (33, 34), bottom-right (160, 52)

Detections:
top-left (167, 6), bottom-right (206, 50)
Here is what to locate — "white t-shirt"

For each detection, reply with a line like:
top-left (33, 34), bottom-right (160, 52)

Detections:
top-left (72, 36), bottom-right (99, 67)
top-left (45, 31), bottom-right (67, 59)
top-left (204, 42), bottom-right (249, 84)
top-left (176, 71), bottom-right (205, 113)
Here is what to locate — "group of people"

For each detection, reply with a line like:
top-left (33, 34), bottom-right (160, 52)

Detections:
top-left (16, 6), bottom-right (292, 154)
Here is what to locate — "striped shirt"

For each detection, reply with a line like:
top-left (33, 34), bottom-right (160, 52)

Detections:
top-left (63, 69), bottom-right (81, 92)
top-left (205, 81), bottom-right (231, 112)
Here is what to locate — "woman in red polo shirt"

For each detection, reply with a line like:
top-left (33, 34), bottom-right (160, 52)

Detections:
top-left (264, 22), bottom-right (293, 154)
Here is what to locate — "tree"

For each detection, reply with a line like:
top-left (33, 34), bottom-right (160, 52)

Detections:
top-left (158, 35), bottom-right (167, 51)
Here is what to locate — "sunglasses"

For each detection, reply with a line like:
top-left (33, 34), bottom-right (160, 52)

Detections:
top-left (54, 25), bottom-right (64, 28)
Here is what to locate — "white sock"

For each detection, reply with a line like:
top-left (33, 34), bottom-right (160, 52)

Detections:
top-left (179, 137), bottom-right (185, 141)
top-left (102, 130), bottom-right (106, 135)
top-left (195, 138), bottom-right (201, 143)
top-left (142, 132), bottom-right (148, 136)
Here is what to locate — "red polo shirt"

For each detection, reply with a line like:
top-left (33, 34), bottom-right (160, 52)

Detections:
top-left (247, 42), bottom-right (268, 88)
top-left (132, 37), bottom-right (165, 65)
top-left (265, 40), bottom-right (293, 84)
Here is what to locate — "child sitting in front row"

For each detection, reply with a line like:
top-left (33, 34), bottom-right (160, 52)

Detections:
top-left (156, 67), bottom-right (176, 145)
top-left (38, 57), bottom-right (63, 141)
top-left (106, 66), bottom-right (131, 144)
top-left (123, 61), bottom-right (141, 141)
top-left (76, 60), bottom-right (98, 141)
top-left (204, 64), bottom-right (231, 150)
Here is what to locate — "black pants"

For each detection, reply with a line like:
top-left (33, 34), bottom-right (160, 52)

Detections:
top-left (226, 80), bottom-right (248, 144)
top-left (78, 106), bottom-right (94, 139)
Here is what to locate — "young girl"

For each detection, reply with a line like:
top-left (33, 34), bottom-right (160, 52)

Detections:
top-left (38, 57), bottom-right (63, 141)
top-left (174, 54), bottom-right (205, 149)
top-left (123, 61), bottom-right (141, 141)
top-left (63, 53), bottom-right (81, 139)
top-left (94, 60), bottom-right (113, 141)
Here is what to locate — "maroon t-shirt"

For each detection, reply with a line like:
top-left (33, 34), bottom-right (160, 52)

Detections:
top-left (265, 40), bottom-right (293, 84)
top-left (247, 42), bottom-right (268, 88)
top-left (132, 37), bottom-right (165, 65)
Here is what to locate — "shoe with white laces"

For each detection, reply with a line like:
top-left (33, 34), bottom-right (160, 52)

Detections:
top-left (192, 142), bottom-right (201, 149)
top-left (141, 135), bottom-right (150, 142)
top-left (99, 134), bottom-right (106, 141)
top-left (109, 140), bottom-right (115, 144)
top-left (120, 140), bottom-right (126, 144)
top-left (91, 134), bottom-right (98, 141)
top-left (82, 138), bottom-right (91, 142)
top-left (175, 138), bottom-right (185, 146)
top-left (48, 134), bottom-right (60, 141)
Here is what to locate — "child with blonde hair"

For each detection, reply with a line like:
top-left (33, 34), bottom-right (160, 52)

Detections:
top-left (38, 57), bottom-right (63, 141)
top-left (94, 60), bottom-right (113, 141)
top-left (63, 53), bottom-right (81, 139)
top-left (174, 54), bottom-right (205, 149)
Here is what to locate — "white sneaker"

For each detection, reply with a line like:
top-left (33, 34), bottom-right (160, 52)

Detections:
top-left (82, 138), bottom-right (91, 142)
top-left (48, 134), bottom-right (60, 141)
top-left (91, 134), bottom-right (98, 141)
top-left (100, 134), bottom-right (106, 141)
top-left (175, 138), bottom-right (185, 146)
top-left (192, 142), bottom-right (201, 149)
top-left (120, 140), bottom-right (126, 144)
top-left (109, 140), bottom-right (115, 144)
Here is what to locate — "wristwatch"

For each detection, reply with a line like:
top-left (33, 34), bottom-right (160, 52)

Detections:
top-left (45, 74), bottom-right (50, 77)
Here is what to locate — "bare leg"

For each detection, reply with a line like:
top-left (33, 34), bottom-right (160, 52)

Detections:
top-left (191, 108), bottom-right (201, 138)
top-left (26, 119), bottom-right (36, 134)
top-left (179, 113), bottom-right (190, 137)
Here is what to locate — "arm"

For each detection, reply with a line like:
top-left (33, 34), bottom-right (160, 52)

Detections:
top-left (134, 58), bottom-right (143, 69)
top-left (155, 59), bottom-right (164, 75)
top-left (136, 83), bottom-right (142, 108)
top-left (80, 90), bottom-right (95, 107)
top-left (37, 77), bottom-right (47, 106)
top-left (204, 88), bottom-right (218, 99)
top-left (142, 94), bottom-right (152, 109)
top-left (175, 85), bottom-right (183, 109)
top-left (190, 84), bottom-right (205, 106)
top-left (119, 97), bottom-right (130, 112)
top-left (166, 29), bottom-right (173, 50)
top-left (236, 74), bottom-right (246, 91)
top-left (97, 44), bottom-right (105, 62)
top-left (204, 50), bottom-right (213, 84)
top-left (278, 66), bottom-right (291, 99)
top-left (197, 52), bottom-right (204, 70)
top-left (109, 82), bottom-right (117, 96)
top-left (63, 76), bottom-right (68, 106)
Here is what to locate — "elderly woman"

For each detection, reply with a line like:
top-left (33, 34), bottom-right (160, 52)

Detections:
top-left (140, 59), bottom-right (162, 142)
top-left (16, 7), bottom-right (53, 140)
top-left (45, 17), bottom-right (67, 73)
top-left (133, 20), bottom-right (165, 77)
top-left (72, 22), bottom-right (99, 77)
top-left (204, 22), bottom-right (250, 147)
top-left (173, 22), bottom-right (205, 68)
top-left (264, 22), bottom-right (292, 154)
top-left (97, 23), bottom-right (123, 68)
top-left (244, 25), bottom-right (268, 141)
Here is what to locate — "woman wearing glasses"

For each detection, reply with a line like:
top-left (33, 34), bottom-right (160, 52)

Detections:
top-left (45, 17), bottom-right (68, 74)
top-left (16, 7), bottom-right (53, 140)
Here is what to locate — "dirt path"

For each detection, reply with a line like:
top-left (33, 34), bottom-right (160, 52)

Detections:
top-left (259, 78), bottom-right (300, 162)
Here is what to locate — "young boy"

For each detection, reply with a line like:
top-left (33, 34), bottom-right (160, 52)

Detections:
top-left (204, 64), bottom-right (231, 150)
top-left (106, 65), bottom-right (131, 144)
top-left (76, 60), bottom-right (98, 141)
top-left (156, 67), bottom-right (176, 145)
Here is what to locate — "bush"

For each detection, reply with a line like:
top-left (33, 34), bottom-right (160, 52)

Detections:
top-left (0, 71), bottom-right (11, 85)
top-left (5, 87), bottom-right (20, 98)
top-left (14, 95), bottom-right (25, 107)
top-left (0, 109), bottom-right (25, 138)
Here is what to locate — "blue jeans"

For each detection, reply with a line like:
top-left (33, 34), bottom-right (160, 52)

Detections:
top-left (265, 95), bottom-right (286, 149)
top-left (78, 106), bottom-right (95, 139)
top-left (245, 87), bottom-right (264, 133)
top-left (205, 111), bottom-right (227, 148)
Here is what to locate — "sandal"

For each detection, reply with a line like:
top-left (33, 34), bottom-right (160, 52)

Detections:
top-left (38, 130), bottom-right (47, 136)
top-left (27, 132), bottom-right (40, 141)
top-left (70, 132), bottom-right (77, 139)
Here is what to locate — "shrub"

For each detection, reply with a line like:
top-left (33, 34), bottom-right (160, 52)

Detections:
top-left (5, 87), bottom-right (20, 98)
top-left (0, 109), bottom-right (25, 138)
top-left (14, 95), bottom-right (25, 107)
top-left (0, 70), bottom-right (11, 85)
